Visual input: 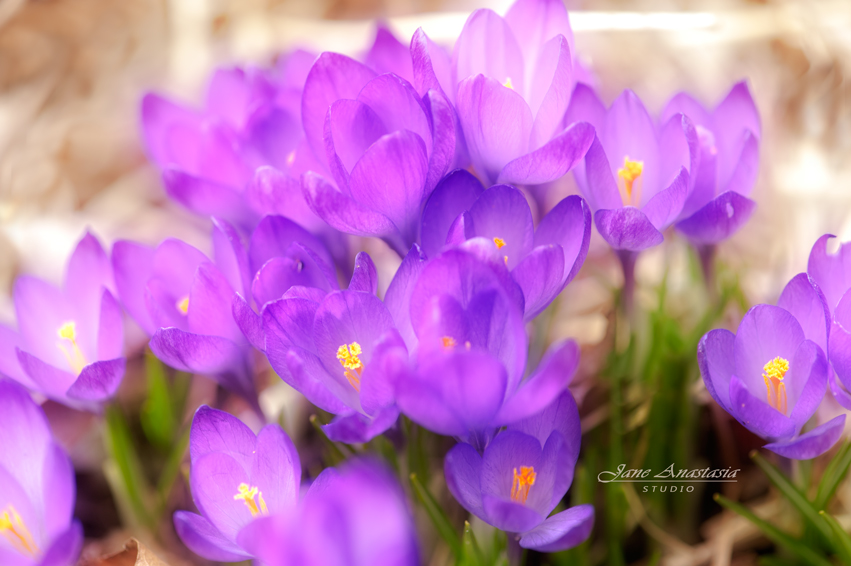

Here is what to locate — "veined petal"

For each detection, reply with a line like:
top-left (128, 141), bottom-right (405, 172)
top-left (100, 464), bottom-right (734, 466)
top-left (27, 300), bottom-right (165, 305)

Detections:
top-left (519, 505), bottom-right (594, 552)
top-left (161, 169), bottom-right (255, 229)
top-left (594, 207), bottom-right (664, 252)
top-left (764, 414), bottom-right (845, 460)
top-left (420, 169), bottom-right (484, 259)
top-left (777, 273), bottom-right (830, 353)
top-left (174, 511), bottom-right (252, 562)
top-left (497, 121), bottom-right (594, 186)
top-left (364, 25), bottom-right (413, 82)
top-left (357, 74), bottom-right (432, 157)
top-left (66, 358), bottom-right (125, 402)
top-left (444, 442), bottom-right (485, 517)
top-left (454, 8), bottom-right (525, 96)
top-left (641, 167), bottom-right (689, 231)
top-left (411, 28), bottom-right (453, 100)
top-left (505, 0), bottom-right (574, 88)
top-left (529, 35), bottom-right (573, 148)
top-left (675, 191), bottom-right (756, 245)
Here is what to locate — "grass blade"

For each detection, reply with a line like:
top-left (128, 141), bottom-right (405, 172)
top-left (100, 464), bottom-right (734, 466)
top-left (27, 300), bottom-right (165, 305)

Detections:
top-left (410, 473), bottom-right (461, 560)
top-left (460, 521), bottom-right (484, 566)
top-left (819, 510), bottom-right (851, 565)
top-left (815, 441), bottom-right (851, 510)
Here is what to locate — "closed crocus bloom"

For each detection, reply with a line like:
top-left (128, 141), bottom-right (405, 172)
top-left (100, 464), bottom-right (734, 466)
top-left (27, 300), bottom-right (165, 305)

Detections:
top-left (0, 380), bottom-right (82, 566)
top-left (300, 51), bottom-right (455, 255)
top-left (239, 459), bottom-right (420, 566)
top-left (444, 393), bottom-right (594, 552)
top-left (564, 86), bottom-right (696, 253)
top-left (420, 169), bottom-right (591, 320)
top-left (806, 235), bottom-right (851, 409)
top-left (261, 259), bottom-right (404, 443)
top-left (173, 406), bottom-right (301, 563)
top-left (661, 82), bottom-right (760, 245)
top-left (364, 23), bottom-right (414, 83)
top-left (698, 304), bottom-right (844, 459)
top-left (0, 233), bottom-right (124, 408)
top-left (445, 0), bottom-right (594, 186)
top-left (143, 56), bottom-right (325, 231)
top-left (112, 220), bottom-right (258, 407)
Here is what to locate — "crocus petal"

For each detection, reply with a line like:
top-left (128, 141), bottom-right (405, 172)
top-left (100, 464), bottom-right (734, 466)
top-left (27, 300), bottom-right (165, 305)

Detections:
top-left (528, 35), bottom-right (573, 148)
top-left (808, 234), bottom-right (851, 313)
top-left (697, 329), bottom-right (736, 412)
top-left (444, 442), bottom-right (485, 517)
top-left (777, 273), bottom-right (830, 353)
top-left (190, 453), bottom-right (255, 541)
top-left (411, 28), bottom-right (453, 100)
top-left (580, 135), bottom-right (623, 212)
top-left (246, 166), bottom-right (322, 230)
top-left (0, 325), bottom-right (30, 388)
top-left (302, 171), bottom-right (402, 251)
top-left (594, 207), bottom-right (664, 252)
top-left (785, 340), bottom-right (829, 430)
top-left (189, 405), bottom-right (256, 465)
top-left (348, 130), bottom-right (429, 246)
top-left (512, 245), bottom-right (565, 320)
top-left (97, 290), bottom-right (124, 361)
top-left (509, 391), bottom-right (581, 465)
top-left (301, 52), bottom-right (377, 165)
top-left (174, 511), bottom-right (252, 562)
top-left (534, 194), bottom-right (592, 289)
top-left (250, 424), bottom-right (301, 512)
top-left (660, 92), bottom-right (711, 130)
top-left (641, 167), bottom-right (689, 231)
top-left (420, 169), bottom-right (484, 259)
top-left (111, 240), bottom-right (156, 335)
top-left (141, 93), bottom-right (200, 166)
top-left (37, 521), bottom-right (83, 566)
top-left (456, 74), bottom-right (533, 185)
top-left (14, 276), bottom-right (76, 370)
top-left (248, 214), bottom-right (334, 277)
top-left (16, 349), bottom-right (76, 400)
top-left (149, 328), bottom-right (243, 376)
top-left (0, 379), bottom-right (52, 501)
top-left (466, 184), bottom-right (534, 269)
top-left (454, 8), bottom-right (525, 95)
top-left (505, 0), bottom-right (575, 85)
top-left (185, 263), bottom-right (242, 344)
top-left (64, 232), bottom-right (113, 313)
top-left (675, 191), bottom-right (756, 245)
top-left (252, 247), bottom-right (334, 307)
top-left (656, 114), bottom-right (697, 203)
top-left (601, 90), bottom-right (659, 195)
top-left (482, 495), bottom-right (545, 534)
top-left (360, 329), bottom-right (408, 416)
top-left (364, 24), bottom-right (414, 82)
top-left (161, 169), bottom-right (255, 229)
top-left (383, 244), bottom-right (428, 351)
top-left (714, 81), bottom-right (761, 188)
top-left (423, 89), bottom-right (456, 193)
top-left (496, 340), bottom-right (579, 424)
top-left (831, 298), bottom-right (851, 390)
top-left (519, 504), bottom-right (594, 552)
top-left (729, 375), bottom-right (796, 441)
top-left (65, 358), bottom-right (125, 402)
top-left (322, 406), bottom-right (399, 444)
top-left (233, 294), bottom-right (264, 351)
top-left (357, 74), bottom-right (432, 157)
top-left (348, 252), bottom-right (378, 294)
top-left (212, 217), bottom-right (251, 299)
top-left (480, 430), bottom-right (542, 499)
top-left (829, 370), bottom-right (851, 411)
top-left (562, 86), bottom-right (606, 191)
top-left (497, 121), bottom-right (594, 186)
top-left (723, 131), bottom-right (759, 197)
top-left (764, 414), bottom-right (846, 460)
top-left (325, 99), bottom-right (388, 185)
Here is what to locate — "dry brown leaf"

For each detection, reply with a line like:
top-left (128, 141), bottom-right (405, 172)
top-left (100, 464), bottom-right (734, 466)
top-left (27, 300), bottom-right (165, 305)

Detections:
top-left (83, 538), bottom-right (170, 566)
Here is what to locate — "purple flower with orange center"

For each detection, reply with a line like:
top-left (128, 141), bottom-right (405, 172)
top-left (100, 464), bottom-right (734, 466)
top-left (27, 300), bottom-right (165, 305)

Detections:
top-left (0, 380), bottom-right (82, 566)
top-left (444, 392), bottom-right (594, 551)
top-left (0, 233), bottom-right (124, 409)
top-left (698, 304), bottom-right (843, 459)
top-left (173, 405), bottom-right (301, 562)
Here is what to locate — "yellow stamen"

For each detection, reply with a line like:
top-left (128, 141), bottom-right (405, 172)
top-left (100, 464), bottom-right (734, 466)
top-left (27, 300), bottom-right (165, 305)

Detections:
top-left (286, 150), bottom-right (296, 167)
top-left (762, 357), bottom-right (789, 414)
top-left (493, 237), bottom-right (506, 250)
top-left (336, 342), bottom-right (363, 392)
top-left (503, 77), bottom-right (514, 90)
top-left (56, 321), bottom-right (87, 375)
top-left (617, 156), bottom-right (644, 206)
top-left (510, 466), bottom-right (536, 505)
top-left (177, 296), bottom-right (190, 315)
top-left (442, 336), bottom-right (457, 348)
top-left (233, 483), bottom-right (268, 518)
top-left (0, 505), bottom-right (39, 557)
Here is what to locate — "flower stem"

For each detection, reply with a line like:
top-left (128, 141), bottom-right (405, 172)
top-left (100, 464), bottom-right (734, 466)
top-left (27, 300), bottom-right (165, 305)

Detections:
top-left (617, 250), bottom-right (637, 322)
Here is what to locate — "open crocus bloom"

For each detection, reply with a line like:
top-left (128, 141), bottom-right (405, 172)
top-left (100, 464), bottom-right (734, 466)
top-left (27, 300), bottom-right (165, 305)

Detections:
top-left (0, 380), bottom-right (82, 566)
top-left (698, 304), bottom-right (844, 459)
top-left (238, 459), bottom-right (420, 566)
top-left (173, 406), bottom-right (300, 562)
top-left (443, 0), bottom-right (594, 186)
top-left (112, 220), bottom-right (257, 406)
top-left (262, 271), bottom-right (405, 443)
top-left (564, 86), bottom-right (696, 252)
top-left (661, 82), bottom-right (760, 244)
top-left (805, 235), bottom-right (851, 409)
top-left (444, 392), bottom-right (594, 551)
top-left (420, 169), bottom-right (591, 319)
top-left (0, 233), bottom-right (124, 409)
top-left (300, 51), bottom-right (455, 255)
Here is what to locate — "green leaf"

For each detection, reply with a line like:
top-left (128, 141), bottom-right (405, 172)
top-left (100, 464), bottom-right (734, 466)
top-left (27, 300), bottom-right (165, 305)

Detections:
top-left (750, 451), bottom-right (834, 548)
top-left (820, 510), bottom-right (851, 565)
top-left (410, 473), bottom-right (461, 559)
top-left (714, 494), bottom-right (833, 566)
top-left (140, 351), bottom-right (176, 449)
top-left (104, 405), bottom-right (155, 529)
top-left (308, 414), bottom-right (349, 466)
top-left (815, 441), bottom-right (851, 510)
top-left (459, 521), bottom-right (484, 566)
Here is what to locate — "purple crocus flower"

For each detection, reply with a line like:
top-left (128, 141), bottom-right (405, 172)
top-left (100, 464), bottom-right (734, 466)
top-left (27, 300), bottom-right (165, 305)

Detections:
top-left (806, 235), bottom-right (851, 410)
top-left (142, 54), bottom-right (325, 232)
top-left (420, 169), bottom-right (591, 319)
top-left (429, 0), bottom-right (594, 186)
top-left (173, 406), bottom-right (301, 563)
top-left (698, 304), bottom-right (844, 459)
top-left (0, 380), bottom-right (82, 566)
top-left (364, 23), bottom-right (414, 83)
top-left (261, 262), bottom-right (404, 443)
top-left (238, 459), bottom-right (420, 566)
top-left (112, 220), bottom-right (258, 407)
top-left (300, 50), bottom-right (455, 255)
top-left (564, 86), bottom-right (697, 253)
top-left (444, 392), bottom-right (594, 551)
top-left (393, 245), bottom-right (581, 446)
top-left (661, 82), bottom-right (760, 245)
top-left (0, 233), bottom-right (124, 409)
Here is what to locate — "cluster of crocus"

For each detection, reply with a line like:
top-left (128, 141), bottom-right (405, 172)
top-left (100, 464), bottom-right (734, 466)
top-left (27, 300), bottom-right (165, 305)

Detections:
top-left (698, 234), bottom-right (851, 460)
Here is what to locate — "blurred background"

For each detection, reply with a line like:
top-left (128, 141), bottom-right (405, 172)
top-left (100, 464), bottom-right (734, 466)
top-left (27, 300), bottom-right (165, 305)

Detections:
top-left (0, 0), bottom-right (850, 564)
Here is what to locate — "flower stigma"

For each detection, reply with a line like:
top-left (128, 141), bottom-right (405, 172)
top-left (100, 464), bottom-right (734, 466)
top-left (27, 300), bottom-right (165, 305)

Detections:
top-left (233, 483), bottom-right (268, 518)
top-left (503, 77), bottom-right (514, 90)
top-left (510, 466), bottom-right (536, 504)
top-left (177, 296), bottom-right (190, 315)
top-left (617, 156), bottom-right (644, 206)
top-left (57, 321), bottom-right (87, 375)
top-left (763, 356), bottom-right (789, 414)
top-left (336, 342), bottom-right (364, 392)
top-left (442, 336), bottom-right (457, 348)
top-left (0, 505), bottom-right (39, 557)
